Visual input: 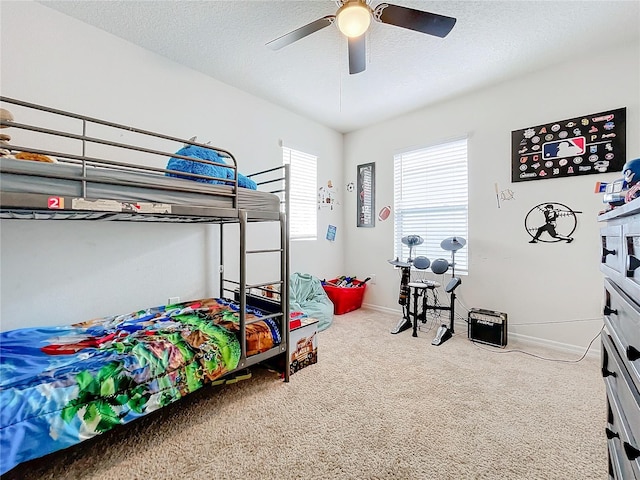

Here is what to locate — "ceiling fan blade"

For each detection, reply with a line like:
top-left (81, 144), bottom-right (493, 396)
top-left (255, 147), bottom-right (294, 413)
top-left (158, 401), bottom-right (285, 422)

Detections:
top-left (348, 34), bottom-right (366, 74)
top-left (373, 3), bottom-right (456, 38)
top-left (266, 15), bottom-right (335, 50)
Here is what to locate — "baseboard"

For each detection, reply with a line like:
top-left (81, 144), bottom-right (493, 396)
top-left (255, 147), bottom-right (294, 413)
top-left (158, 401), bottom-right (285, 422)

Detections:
top-left (361, 303), bottom-right (601, 358)
top-left (506, 331), bottom-right (601, 358)
top-left (361, 302), bottom-right (402, 316)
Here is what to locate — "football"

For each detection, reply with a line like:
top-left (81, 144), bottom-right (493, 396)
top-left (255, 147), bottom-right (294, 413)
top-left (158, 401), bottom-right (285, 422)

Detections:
top-left (378, 205), bottom-right (391, 221)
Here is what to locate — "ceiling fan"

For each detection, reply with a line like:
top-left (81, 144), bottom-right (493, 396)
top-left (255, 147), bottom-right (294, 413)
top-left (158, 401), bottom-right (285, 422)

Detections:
top-left (266, 0), bottom-right (456, 75)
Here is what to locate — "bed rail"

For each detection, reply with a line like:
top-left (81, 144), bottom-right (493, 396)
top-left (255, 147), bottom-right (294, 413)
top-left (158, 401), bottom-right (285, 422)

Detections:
top-left (0, 96), bottom-right (244, 220)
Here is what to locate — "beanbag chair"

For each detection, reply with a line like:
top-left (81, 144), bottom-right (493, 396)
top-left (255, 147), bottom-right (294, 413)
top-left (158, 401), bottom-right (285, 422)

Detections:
top-left (290, 272), bottom-right (334, 331)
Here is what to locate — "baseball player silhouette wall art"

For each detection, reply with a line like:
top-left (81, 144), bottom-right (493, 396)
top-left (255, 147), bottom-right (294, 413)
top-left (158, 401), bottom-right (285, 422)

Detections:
top-left (525, 202), bottom-right (580, 244)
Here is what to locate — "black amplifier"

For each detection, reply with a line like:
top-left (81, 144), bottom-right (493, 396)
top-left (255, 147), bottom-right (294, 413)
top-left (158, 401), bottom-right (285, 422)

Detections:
top-left (468, 308), bottom-right (508, 348)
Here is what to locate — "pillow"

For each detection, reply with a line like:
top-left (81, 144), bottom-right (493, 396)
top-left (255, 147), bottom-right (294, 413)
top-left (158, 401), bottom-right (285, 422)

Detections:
top-left (166, 145), bottom-right (257, 190)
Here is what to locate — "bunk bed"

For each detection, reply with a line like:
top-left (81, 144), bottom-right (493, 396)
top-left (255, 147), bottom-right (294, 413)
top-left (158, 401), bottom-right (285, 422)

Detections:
top-left (0, 96), bottom-right (292, 475)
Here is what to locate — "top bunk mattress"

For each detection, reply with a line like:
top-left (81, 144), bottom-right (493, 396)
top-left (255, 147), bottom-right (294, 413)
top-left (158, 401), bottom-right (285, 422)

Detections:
top-left (0, 157), bottom-right (280, 214)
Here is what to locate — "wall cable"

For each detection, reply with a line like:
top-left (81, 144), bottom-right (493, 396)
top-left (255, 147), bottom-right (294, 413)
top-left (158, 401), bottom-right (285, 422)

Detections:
top-left (470, 325), bottom-right (604, 364)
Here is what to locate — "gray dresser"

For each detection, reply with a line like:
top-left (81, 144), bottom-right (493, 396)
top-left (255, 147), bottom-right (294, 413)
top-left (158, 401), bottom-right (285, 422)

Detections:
top-left (600, 197), bottom-right (640, 479)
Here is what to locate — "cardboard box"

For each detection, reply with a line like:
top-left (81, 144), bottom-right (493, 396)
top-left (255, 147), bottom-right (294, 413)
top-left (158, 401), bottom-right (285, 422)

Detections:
top-left (289, 318), bottom-right (318, 375)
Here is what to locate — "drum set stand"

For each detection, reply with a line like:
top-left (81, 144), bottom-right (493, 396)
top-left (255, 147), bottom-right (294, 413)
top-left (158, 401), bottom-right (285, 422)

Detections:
top-left (389, 235), bottom-right (465, 346)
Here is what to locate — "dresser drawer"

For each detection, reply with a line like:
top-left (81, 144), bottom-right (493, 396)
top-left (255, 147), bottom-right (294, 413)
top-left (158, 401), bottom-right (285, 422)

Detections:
top-left (623, 222), bottom-right (640, 301)
top-left (604, 278), bottom-right (640, 393)
top-left (603, 333), bottom-right (640, 460)
top-left (606, 398), bottom-right (640, 480)
top-left (607, 437), bottom-right (638, 480)
top-left (605, 375), bottom-right (640, 480)
top-left (602, 224), bottom-right (624, 279)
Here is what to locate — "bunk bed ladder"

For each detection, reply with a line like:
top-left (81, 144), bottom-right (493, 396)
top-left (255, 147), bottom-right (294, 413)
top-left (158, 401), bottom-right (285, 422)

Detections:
top-left (238, 209), bottom-right (248, 374)
top-left (219, 164), bottom-right (291, 381)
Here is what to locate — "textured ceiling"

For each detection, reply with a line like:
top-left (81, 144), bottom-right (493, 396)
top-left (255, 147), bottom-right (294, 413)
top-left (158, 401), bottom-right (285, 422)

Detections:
top-left (40, 1), bottom-right (640, 133)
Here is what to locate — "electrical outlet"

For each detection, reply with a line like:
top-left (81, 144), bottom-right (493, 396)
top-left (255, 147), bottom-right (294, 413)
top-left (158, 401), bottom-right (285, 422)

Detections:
top-left (369, 274), bottom-right (376, 285)
top-left (168, 297), bottom-right (180, 305)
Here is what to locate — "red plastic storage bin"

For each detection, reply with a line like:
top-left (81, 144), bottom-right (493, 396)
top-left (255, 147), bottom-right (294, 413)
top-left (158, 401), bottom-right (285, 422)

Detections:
top-left (322, 279), bottom-right (366, 315)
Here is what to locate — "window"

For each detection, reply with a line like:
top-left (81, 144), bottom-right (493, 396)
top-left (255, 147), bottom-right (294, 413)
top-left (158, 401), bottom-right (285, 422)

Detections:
top-left (393, 138), bottom-right (468, 274)
top-left (283, 146), bottom-right (317, 240)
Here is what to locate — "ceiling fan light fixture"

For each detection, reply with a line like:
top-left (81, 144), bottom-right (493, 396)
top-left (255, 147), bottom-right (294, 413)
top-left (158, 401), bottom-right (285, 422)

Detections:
top-left (336, 1), bottom-right (371, 38)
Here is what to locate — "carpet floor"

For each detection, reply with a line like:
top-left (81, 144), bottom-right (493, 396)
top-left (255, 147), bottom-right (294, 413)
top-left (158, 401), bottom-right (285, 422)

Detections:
top-left (4, 308), bottom-right (606, 479)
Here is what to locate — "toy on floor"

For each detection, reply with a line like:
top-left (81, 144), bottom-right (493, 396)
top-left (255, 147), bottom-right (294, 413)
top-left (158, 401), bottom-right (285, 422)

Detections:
top-left (210, 369), bottom-right (252, 386)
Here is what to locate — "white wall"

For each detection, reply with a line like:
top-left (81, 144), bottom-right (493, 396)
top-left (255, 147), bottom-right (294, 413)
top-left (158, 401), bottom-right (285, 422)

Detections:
top-left (0, 1), bottom-right (344, 330)
top-left (1, 2), bottom-right (637, 352)
top-left (344, 42), bottom-right (640, 351)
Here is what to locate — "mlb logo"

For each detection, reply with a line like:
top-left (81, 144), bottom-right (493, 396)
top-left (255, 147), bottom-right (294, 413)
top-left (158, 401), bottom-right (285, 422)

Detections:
top-left (542, 137), bottom-right (586, 159)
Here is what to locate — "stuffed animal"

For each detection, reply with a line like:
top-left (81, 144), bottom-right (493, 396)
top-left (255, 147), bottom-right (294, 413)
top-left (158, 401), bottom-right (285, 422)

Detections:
top-left (166, 141), bottom-right (257, 189)
top-left (623, 158), bottom-right (640, 203)
top-left (14, 151), bottom-right (56, 163)
top-left (0, 108), bottom-right (14, 157)
top-left (0, 108), bottom-right (13, 130)
top-left (0, 108), bottom-right (57, 162)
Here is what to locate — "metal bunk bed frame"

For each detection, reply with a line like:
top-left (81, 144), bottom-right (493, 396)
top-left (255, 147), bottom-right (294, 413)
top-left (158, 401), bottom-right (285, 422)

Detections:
top-left (0, 96), bottom-right (291, 382)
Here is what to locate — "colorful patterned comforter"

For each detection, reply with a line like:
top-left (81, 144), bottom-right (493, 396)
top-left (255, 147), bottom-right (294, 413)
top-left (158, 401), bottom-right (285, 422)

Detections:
top-left (0, 298), bottom-right (281, 475)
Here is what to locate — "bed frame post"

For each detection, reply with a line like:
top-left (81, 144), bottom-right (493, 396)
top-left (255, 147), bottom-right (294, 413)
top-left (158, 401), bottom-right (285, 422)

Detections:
top-left (218, 223), bottom-right (224, 298)
top-left (281, 210), bottom-right (290, 382)
top-left (282, 163), bottom-right (291, 382)
top-left (239, 209), bottom-right (247, 367)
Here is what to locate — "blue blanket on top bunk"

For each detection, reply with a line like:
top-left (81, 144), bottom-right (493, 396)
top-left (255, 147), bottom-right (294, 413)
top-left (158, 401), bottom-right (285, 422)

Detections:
top-left (166, 145), bottom-right (257, 189)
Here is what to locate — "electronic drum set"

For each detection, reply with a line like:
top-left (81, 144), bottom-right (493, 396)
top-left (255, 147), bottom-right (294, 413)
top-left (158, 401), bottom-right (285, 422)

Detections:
top-left (388, 235), bottom-right (466, 345)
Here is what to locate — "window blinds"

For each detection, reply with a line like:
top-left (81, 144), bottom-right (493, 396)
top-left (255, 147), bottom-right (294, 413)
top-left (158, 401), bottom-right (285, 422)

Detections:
top-left (393, 138), bottom-right (468, 274)
top-left (283, 147), bottom-right (317, 240)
